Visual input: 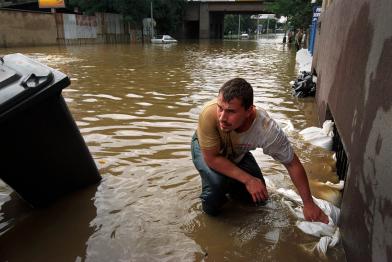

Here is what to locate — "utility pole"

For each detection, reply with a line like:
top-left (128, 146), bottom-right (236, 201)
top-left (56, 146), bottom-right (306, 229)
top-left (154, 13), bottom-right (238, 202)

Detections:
top-left (151, 1), bottom-right (154, 38)
top-left (283, 18), bottom-right (287, 43)
top-left (238, 14), bottom-right (241, 39)
top-left (267, 16), bottom-right (270, 38)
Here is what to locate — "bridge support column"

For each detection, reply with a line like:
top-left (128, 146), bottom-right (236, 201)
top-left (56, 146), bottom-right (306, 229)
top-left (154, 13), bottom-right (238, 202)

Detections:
top-left (210, 13), bottom-right (224, 39)
top-left (199, 3), bottom-right (210, 39)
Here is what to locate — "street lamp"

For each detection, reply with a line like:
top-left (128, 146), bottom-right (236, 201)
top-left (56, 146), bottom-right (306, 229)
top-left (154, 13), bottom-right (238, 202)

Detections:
top-left (238, 14), bottom-right (241, 40)
top-left (151, 1), bottom-right (154, 38)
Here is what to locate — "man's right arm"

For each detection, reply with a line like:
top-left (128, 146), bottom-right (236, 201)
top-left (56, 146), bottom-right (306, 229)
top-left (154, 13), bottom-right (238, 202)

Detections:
top-left (201, 146), bottom-right (268, 203)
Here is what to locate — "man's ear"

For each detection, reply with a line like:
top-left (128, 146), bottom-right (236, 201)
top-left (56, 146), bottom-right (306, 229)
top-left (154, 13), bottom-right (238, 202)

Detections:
top-left (246, 105), bottom-right (254, 117)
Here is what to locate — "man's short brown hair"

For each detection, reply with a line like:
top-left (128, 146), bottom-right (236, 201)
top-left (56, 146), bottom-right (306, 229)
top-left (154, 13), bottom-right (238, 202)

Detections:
top-left (219, 78), bottom-right (254, 110)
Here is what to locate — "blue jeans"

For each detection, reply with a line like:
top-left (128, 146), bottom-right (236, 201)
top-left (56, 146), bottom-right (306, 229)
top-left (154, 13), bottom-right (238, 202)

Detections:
top-left (191, 133), bottom-right (265, 216)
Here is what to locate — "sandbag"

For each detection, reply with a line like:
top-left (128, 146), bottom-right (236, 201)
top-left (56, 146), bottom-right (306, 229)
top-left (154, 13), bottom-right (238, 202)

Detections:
top-left (265, 177), bottom-right (342, 256)
top-left (299, 120), bottom-right (334, 150)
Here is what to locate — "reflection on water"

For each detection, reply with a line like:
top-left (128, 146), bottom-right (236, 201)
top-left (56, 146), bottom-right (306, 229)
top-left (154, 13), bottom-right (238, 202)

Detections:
top-left (0, 37), bottom-right (345, 261)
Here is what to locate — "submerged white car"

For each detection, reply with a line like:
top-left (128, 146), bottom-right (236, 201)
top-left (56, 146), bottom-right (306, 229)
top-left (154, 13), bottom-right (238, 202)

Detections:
top-left (241, 33), bottom-right (249, 39)
top-left (151, 35), bottom-right (178, 44)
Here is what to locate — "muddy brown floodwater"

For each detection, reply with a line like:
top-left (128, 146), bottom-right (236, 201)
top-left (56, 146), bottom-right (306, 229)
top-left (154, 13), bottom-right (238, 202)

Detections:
top-left (0, 36), bottom-right (346, 261)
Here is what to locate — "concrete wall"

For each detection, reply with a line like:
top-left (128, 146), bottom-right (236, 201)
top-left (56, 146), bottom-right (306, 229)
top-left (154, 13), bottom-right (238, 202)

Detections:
top-left (0, 9), bottom-right (133, 47)
top-left (312, 0), bottom-right (392, 261)
top-left (0, 9), bottom-right (58, 47)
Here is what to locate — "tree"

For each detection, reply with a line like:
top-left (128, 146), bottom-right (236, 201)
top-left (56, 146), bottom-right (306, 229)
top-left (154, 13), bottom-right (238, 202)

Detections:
top-left (112, 0), bottom-right (150, 28)
top-left (267, 0), bottom-right (322, 29)
top-left (66, 0), bottom-right (186, 32)
top-left (66, 0), bottom-right (115, 15)
top-left (224, 14), bottom-right (257, 35)
top-left (152, 0), bottom-right (186, 34)
top-left (224, 15), bottom-right (238, 35)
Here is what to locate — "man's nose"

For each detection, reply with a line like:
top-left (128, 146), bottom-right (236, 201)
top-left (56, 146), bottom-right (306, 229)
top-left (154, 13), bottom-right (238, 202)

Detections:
top-left (219, 110), bottom-right (227, 121)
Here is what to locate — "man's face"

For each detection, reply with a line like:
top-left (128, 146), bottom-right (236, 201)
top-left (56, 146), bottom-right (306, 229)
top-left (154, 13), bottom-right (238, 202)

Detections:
top-left (217, 93), bottom-right (251, 132)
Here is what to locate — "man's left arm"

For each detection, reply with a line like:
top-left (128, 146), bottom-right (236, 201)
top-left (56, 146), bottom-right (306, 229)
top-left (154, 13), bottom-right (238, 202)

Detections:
top-left (284, 153), bottom-right (329, 224)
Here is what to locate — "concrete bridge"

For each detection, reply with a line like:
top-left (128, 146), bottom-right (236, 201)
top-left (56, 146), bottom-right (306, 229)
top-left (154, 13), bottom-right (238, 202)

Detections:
top-left (1, 0), bottom-right (274, 40)
top-left (182, 0), bottom-right (274, 39)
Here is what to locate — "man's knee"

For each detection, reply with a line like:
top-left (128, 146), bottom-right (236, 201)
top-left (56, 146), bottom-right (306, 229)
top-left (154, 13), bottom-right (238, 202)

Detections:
top-left (201, 191), bottom-right (228, 216)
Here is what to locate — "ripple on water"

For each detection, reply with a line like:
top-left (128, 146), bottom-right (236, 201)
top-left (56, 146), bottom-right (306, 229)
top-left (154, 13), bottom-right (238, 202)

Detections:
top-left (0, 42), bottom-right (344, 261)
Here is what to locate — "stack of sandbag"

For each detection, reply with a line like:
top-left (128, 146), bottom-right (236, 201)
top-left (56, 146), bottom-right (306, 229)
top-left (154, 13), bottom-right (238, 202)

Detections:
top-left (291, 71), bottom-right (316, 97)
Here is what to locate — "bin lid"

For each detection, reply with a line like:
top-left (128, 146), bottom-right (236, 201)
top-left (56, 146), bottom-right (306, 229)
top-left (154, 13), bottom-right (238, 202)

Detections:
top-left (0, 65), bottom-right (20, 89)
top-left (0, 53), bottom-right (69, 118)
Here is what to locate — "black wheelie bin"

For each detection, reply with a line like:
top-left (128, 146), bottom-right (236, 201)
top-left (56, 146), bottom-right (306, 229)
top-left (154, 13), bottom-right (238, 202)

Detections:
top-left (0, 53), bottom-right (101, 207)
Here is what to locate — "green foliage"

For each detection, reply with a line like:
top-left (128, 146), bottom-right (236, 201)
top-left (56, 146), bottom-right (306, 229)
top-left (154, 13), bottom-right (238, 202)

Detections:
top-left (152, 0), bottom-right (186, 34)
top-left (267, 0), bottom-right (322, 29)
top-left (66, 0), bottom-right (186, 32)
top-left (224, 14), bottom-right (279, 35)
top-left (112, 0), bottom-right (150, 26)
top-left (224, 14), bottom-right (258, 35)
top-left (224, 15), bottom-right (238, 35)
top-left (66, 0), bottom-right (114, 15)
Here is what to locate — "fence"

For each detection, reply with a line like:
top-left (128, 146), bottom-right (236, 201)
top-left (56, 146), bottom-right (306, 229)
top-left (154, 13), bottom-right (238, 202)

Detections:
top-left (0, 8), bottom-right (141, 47)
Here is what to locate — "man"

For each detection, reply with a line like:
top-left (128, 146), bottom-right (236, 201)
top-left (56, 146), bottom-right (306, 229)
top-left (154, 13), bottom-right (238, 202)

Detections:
top-left (295, 29), bottom-right (303, 51)
top-left (191, 78), bottom-right (328, 223)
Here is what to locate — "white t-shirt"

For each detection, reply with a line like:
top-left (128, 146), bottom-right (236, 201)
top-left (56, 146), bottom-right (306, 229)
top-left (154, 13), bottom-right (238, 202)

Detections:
top-left (197, 99), bottom-right (294, 164)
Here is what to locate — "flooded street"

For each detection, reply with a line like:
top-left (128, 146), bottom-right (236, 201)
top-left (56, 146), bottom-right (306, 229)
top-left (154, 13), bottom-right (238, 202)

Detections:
top-left (0, 37), bottom-right (345, 261)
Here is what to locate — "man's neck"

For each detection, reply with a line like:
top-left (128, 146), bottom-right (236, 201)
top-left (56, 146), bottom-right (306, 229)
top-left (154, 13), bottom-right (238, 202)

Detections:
top-left (235, 106), bottom-right (256, 133)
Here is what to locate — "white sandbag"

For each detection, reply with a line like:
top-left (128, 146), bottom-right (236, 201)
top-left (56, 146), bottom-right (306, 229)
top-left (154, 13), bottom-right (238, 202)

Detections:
top-left (322, 120), bottom-right (334, 136)
top-left (316, 228), bottom-right (341, 255)
top-left (278, 188), bottom-right (340, 224)
top-left (297, 221), bottom-right (336, 237)
top-left (307, 136), bottom-right (333, 150)
top-left (299, 120), bottom-right (334, 150)
top-left (275, 187), bottom-right (341, 256)
top-left (299, 126), bottom-right (323, 136)
top-left (325, 180), bottom-right (344, 190)
top-left (299, 120), bottom-right (334, 137)
top-left (296, 49), bottom-right (312, 72)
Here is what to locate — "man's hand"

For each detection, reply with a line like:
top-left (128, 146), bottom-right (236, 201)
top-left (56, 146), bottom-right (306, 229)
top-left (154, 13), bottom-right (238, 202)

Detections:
top-left (244, 176), bottom-right (269, 203)
top-left (201, 147), bottom-right (268, 203)
top-left (303, 201), bottom-right (329, 224)
top-left (284, 154), bottom-right (329, 224)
